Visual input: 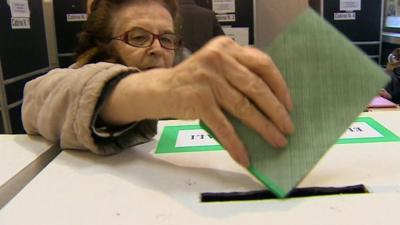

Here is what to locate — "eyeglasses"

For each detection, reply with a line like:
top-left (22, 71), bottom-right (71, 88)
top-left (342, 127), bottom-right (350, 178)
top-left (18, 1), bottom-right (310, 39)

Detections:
top-left (111, 27), bottom-right (182, 50)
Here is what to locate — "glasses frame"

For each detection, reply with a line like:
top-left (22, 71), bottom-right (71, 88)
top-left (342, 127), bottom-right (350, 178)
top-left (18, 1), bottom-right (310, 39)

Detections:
top-left (111, 27), bottom-right (182, 50)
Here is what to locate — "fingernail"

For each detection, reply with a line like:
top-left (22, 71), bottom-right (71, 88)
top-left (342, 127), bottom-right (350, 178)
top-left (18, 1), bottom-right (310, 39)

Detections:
top-left (275, 134), bottom-right (288, 148)
top-left (284, 117), bottom-right (294, 134)
top-left (232, 147), bottom-right (250, 168)
top-left (240, 154), bottom-right (250, 168)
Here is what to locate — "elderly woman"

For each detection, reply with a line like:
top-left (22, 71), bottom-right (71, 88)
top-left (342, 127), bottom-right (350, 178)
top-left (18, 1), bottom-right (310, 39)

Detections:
top-left (22, 0), bottom-right (293, 168)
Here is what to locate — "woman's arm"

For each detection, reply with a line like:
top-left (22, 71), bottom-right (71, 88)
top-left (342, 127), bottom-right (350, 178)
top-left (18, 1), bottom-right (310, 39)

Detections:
top-left (22, 62), bottom-right (143, 154)
top-left (100, 37), bottom-right (294, 167)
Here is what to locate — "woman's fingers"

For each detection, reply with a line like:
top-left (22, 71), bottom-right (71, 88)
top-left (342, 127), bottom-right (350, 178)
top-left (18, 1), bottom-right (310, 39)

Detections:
top-left (167, 36), bottom-right (295, 167)
top-left (168, 70), bottom-right (249, 167)
top-left (221, 39), bottom-right (293, 112)
top-left (209, 71), bottom-right (289, 148)
top-left (197, 93), bottom-right (250, 168)
top-left (213, 52), bottom-right (294, 136)
top-left (236, 47), bottom-right (292, 111)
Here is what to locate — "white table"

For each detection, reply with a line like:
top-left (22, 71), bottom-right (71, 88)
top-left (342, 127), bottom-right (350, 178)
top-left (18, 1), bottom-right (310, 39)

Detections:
top-left (0, 135), bottom-right (59, 209)
top-left (0, 112), bottom-right (400, 224)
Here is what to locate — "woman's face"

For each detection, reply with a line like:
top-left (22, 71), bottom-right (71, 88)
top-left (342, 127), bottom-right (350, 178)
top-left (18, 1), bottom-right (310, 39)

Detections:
top-left (111, 2), bottom-right (175, 70)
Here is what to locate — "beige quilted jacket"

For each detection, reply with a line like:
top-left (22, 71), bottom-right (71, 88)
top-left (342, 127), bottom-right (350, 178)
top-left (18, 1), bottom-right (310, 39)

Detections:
top-left (22, 62), bottom-right (157, 155)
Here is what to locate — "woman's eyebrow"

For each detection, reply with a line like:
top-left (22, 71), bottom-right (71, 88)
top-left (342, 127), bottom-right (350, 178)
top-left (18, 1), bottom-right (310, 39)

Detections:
top-left (160, 28), bottom-right (175, 34)
top-left (123, 26), bottom-right (175, 34)
top-left (126, 25), bottom-right (141, 31)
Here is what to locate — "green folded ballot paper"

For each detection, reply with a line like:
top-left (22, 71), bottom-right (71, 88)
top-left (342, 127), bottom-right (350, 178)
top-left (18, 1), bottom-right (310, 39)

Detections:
top-left (201, 8), bottom-right (389, 198)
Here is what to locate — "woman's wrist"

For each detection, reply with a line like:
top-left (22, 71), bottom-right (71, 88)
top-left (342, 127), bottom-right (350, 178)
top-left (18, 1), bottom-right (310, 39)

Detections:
top-left (99, 68), bottom-right (176, 125)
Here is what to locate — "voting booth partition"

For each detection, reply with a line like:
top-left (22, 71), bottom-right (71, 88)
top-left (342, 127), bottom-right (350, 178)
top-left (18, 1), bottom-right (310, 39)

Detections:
top-left (49, 0), bottom-right (385, 66)
top-left (195, 0), bottom-right (384, 62)
top-left (310, 0), bottom-right (384, 64)
top-left (195, 0), bottom-right (254, 45)
top-left (53, 0), bottom-right (87, 68)
top-left (0, 0), bottom-right (51, 134)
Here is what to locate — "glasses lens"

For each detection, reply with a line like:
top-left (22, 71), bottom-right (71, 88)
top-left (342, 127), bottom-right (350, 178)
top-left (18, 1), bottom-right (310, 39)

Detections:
top-left (127, 28), bottom-right (152, 47)
top-left (159, 33), bottom-right (180, 49)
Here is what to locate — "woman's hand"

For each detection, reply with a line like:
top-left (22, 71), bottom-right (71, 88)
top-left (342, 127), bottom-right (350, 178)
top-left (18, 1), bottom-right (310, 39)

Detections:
top-left (101, 36), bottom-right (293, 168)
top-left (163, 37), bottom-right (293, 167)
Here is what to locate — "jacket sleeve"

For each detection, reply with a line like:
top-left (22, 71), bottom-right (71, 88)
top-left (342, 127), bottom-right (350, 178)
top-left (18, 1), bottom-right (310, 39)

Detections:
top-left (22, 62), bottom-right (157, 155)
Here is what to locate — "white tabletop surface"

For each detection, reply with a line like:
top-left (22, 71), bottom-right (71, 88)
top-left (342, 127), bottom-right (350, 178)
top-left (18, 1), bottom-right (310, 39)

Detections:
top-left (0, 135), bottom-right (59, 208)
top-left (0, 112), bottom-right (400, 225)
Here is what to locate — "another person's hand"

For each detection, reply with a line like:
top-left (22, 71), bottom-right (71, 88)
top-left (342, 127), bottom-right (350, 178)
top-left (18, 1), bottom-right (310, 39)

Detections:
top-left (379, 89), bottom-right (392, 100)
top-left (163, 37), bottom-right (293, 167)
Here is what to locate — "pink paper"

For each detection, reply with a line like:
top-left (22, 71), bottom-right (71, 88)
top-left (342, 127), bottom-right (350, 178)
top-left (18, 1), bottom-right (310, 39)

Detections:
top-left (368, 96), bottom-right (398, 108)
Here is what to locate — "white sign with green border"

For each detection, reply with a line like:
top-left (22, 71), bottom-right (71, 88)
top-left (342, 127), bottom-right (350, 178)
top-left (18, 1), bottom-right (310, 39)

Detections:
top-left (156, 117), bottom-right (400, 154)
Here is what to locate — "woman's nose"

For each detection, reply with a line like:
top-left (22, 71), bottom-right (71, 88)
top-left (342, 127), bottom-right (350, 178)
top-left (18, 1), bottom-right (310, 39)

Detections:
top-left (150, 37), bottom-right (163, 49)
top-left (147, 38), bottom-right (165, 56)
